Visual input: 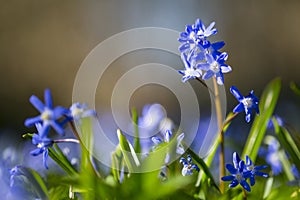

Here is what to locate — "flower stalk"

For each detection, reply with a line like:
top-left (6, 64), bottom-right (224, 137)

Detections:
top-left (212, 77), bottom-right (225, 193)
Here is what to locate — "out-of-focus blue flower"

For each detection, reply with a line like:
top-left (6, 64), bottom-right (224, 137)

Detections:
top-left (69, 102), bottom-right (96, 121)
top-left (222, 152), bottom-right (251, 192)
top-left (291, 164), bottom-right (300, 179)
top-left (198, 52), bottom-right (232, 85)
top-left (151, 130), bottom-right (185, 156)
top-left (265, 136), bottom-right (282, 175)
top-left (138, 104), bottom-right (167, 135)
top-left (30, 124), bottom-right (53, 169)
top-left (267, 115), bottom-right (284, 130)
top-left (9, 165), bottom-right (22, 187)
top-left (230, 86), bottom-right (259, 123)
top-left (25, 89), bottom-right (68, 136)
top-left (245, 156), bottom-right (269, 186)
top-left (179, 155), bottom-right (200, 176)
top-left (178, 53), bottom-right (202, 82)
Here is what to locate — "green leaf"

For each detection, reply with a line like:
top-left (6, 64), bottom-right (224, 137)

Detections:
top-left (242, 78), bottom-right (281, 161)
top-left (273, 118), bottom-right (300, 174)
top-left (48, 147), bottom-right (77, 175)
top-left (117, 129), bottom-right (140, 172)
top-left (14, 166), bottom-right (49, 199)
top-left (111, 145), bottom-right (123, 182)
top-left (290, 81), bottom-right (300, 96)
top-left (263, 177), bottom-right (274, 199)
top-left (196, 112), bottom-right (237, 188)
top-left (131, 107), bottom-right (141, 154)
top-left (187, 148), bottom-right (220, 192)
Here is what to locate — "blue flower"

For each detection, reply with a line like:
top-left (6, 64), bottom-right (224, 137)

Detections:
top-left (69, 102), bottom-right (96, 121)
top-left (9, 165), bottom-right (22, 187)
top-left (230, 86), bottom-right (259, 123)
top-left (222, 152), bottom-right (268, 192)
top-left (178, 19), bottom-right (217, 54)
top-left (178, 53), bottom-right (202, 82)
top-left (30, 124), bottom-right (53, 169)
top-left (245, 155), bottom-right (268, 186)
top-left (198, 52), bottom-right (232, 85)
top-left (25, 89), bottom-right (68, 136)
top-left (265, 136), bottom-right (282, 175)
top-left (222, 152), bottom-right (251, 192)
top-left (179, 155), bottom-right (200, 176)
top-left (152, 130), bottom-right (185, 156)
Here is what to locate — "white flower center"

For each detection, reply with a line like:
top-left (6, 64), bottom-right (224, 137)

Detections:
top-left (189, 31), bottom-right (196, 40)
top-left (236, 173), bottom-right (243, 182)
top-left (71, 107), bottom-right (83, 118)
top-left (210, 61), bottom-right (220, 72)
top-left (37, 143), bottom-right (44, 148)
top-left (41, 109), bottom-right (53, 121)
top-left (242, 98), bottom-right (253, 108)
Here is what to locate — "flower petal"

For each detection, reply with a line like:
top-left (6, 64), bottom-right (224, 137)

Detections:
top-left (29, 95), bottom-right (45, 113)
top-left (230, 86), bottom-right (243, 101)
top-left (44, 89), bottom-right (53, 108)
top-left (233, 103), bottom-right (244, 113)
top-left (25, 116), bottom-right (42, 127)
top-left (241, 180), bottom-right (251, 192)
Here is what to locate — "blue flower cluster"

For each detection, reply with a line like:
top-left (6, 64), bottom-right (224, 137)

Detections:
top-left (179, 155), bottom-right (200, 176)
top-left (222, 152), bottom-right (268, 192)
top-left (24, 89), bottom-right (95, 168)
top-left (178, 19), bottom-right (232, 85)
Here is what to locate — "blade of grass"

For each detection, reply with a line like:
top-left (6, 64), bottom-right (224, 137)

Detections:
top-left (272, 117), bottom-right (300, 173)
top-left (117, 129), bottom-right (140, 172)
top-left (131, 107), bottom-right (141, 154)
top-left (187, 147), bottom-right (220, 192)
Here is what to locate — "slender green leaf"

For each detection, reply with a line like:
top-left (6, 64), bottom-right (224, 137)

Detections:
top-left (111, 145), bottom-right (123, 182)
top-left (131, 107), bottom-right (141, 154)
top-left (196, 112), bottom-right (237, 188)
top-left (187, 148), bottom-right (220, 192)
top-left (117, 129), bottom-right (140, 172)
top-left (15, 166), bottom-right (49, 199)
top-left (242, 78), bottom-right (281, 161)
top-left (263, 177), bottom-right (274, 199)
top-left (273, 118), bottom-right (300, 173)
top-left (290, 81), bottom-right (300, 96)
top-left (48, 148), bottom-right (76, 175)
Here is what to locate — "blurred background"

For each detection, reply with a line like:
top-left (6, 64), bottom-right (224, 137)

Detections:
top-left (1, 0), bottom-right (300, 143)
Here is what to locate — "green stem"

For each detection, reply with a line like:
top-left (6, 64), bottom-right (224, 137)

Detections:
top-left (243, 188), bottom-right (247, 200)
top-left (212, 77), bottom-right (225, 193)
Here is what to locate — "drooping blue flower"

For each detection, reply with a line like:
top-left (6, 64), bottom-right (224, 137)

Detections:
top-left (245, 155), bottom-right (269, 186)
top-left (69, 102), bottom-right (96, 121)
top-left (30, 124), bottom-right (54, 169)
top-left (230, 86), bottom-right (259, 123)
top-left (179, 155), bottom-right (200, 176)
top-left (222, 152), bottom-right (252, 192)
top-left (25, 89), bottom-right (68, 136)
top-left (197, 52), bottom-right (232, 85)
